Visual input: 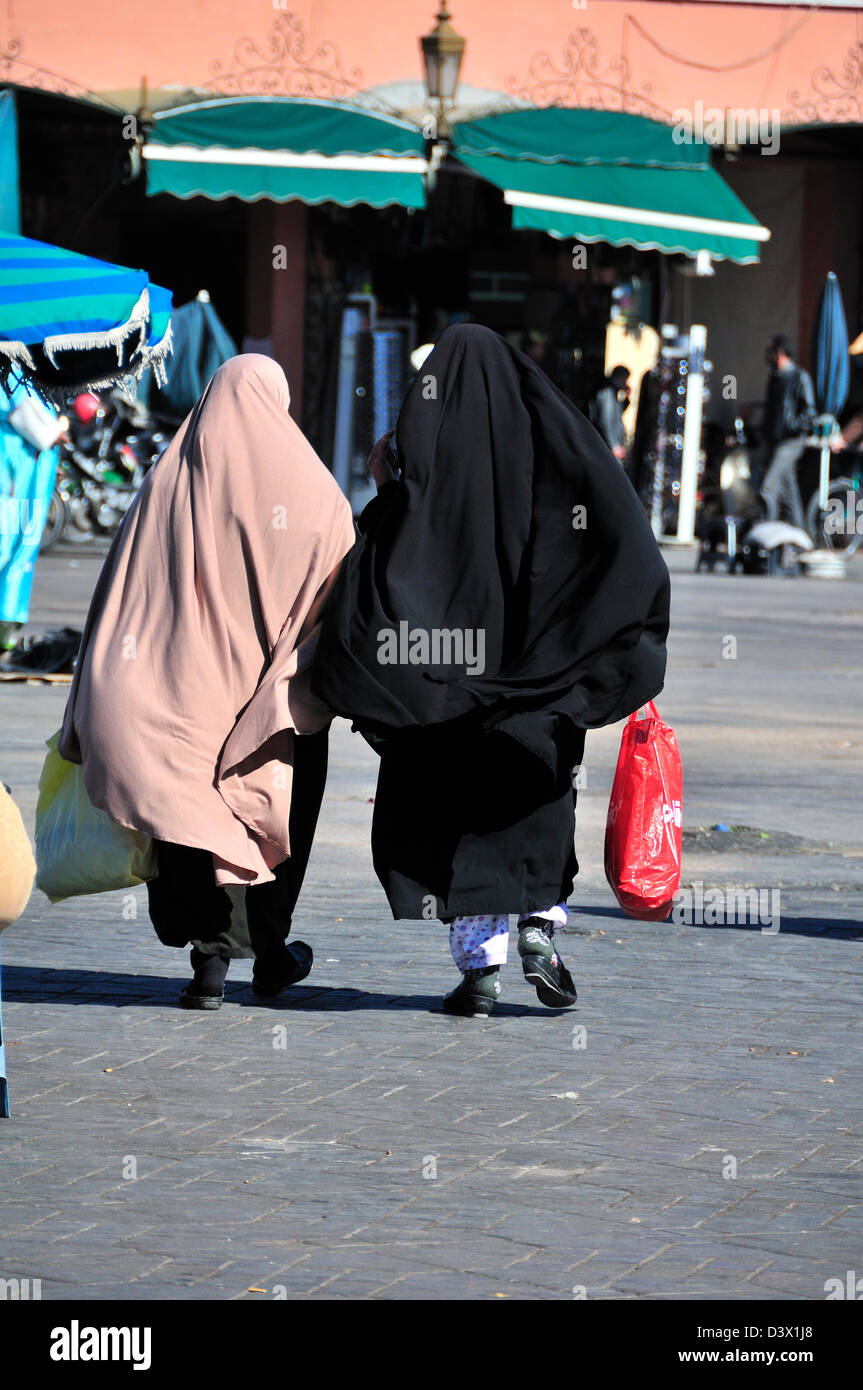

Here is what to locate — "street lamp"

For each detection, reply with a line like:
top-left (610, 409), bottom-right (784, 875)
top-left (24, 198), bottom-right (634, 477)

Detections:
top-left (420, 3), bottom-right (466, 138)
top-left (126, 75), bottom-right (155, 184)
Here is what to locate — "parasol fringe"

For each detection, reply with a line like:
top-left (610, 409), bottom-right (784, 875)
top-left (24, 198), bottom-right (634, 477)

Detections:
top-left (36, 324), bottom-right (174, 403)
top-left (42, 287), bottom-right (153, 367)
top-left (0, 341), bottom-right (37, 370)
top-left (144, 318), bottom-right (174, 389)
top-left (1, 289), bottom-right (173, 404)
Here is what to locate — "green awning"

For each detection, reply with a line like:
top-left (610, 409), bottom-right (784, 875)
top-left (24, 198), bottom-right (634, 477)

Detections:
top-left (452, 109), bottom-right (769, 264)
top-left (144, 97), bottom-right (427, 208)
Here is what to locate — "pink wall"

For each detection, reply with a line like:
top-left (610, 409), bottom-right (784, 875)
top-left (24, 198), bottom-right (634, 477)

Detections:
top-left (2, 1), bottom-right (862, 124)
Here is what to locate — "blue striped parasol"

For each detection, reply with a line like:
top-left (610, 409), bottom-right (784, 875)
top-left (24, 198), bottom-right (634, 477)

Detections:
top-left (0, 231), bottom-right (173, 400)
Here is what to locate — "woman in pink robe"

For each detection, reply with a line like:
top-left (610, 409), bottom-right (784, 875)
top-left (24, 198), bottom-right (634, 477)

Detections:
top-left (59, 356), bottom-right (355, 1008)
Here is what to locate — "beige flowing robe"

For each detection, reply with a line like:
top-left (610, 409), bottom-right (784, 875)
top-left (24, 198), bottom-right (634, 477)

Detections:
top-left (59, 355), bottom-right (355, 886)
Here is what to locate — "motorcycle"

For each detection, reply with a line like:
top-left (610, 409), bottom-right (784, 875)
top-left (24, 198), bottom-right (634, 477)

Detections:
top-left (695, 418), bottom-right (765, 572)
top-left (40, 390), bottom-right (173, 552)
top-left (696, 417), bottom-right (833, 575)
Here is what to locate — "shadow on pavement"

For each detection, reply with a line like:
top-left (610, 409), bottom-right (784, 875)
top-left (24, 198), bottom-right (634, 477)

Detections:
top-left (572, 905), bottom-right (863, 938)
top-left (0, 965), bottom-right (570, 1016)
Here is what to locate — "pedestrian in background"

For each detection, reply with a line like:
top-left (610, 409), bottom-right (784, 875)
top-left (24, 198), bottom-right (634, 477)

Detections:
top-left (0, 378), bottom-right (64, 653)
top-left (589, 365), bottom-right (631, 461)
top-left (760, 334), bottom-right (816, 528)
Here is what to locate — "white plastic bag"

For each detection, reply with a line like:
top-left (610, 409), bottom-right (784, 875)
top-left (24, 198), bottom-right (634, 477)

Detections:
top-left (35, 732), bottom-right (156, 902)
top-left (9, 394), bottom-right (62, 453)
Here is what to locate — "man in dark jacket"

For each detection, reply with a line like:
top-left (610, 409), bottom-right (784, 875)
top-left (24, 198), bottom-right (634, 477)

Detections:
top-left (761, 334), bottom-right (815, 528)
top-left (589, 365), bottom-right (630, 460)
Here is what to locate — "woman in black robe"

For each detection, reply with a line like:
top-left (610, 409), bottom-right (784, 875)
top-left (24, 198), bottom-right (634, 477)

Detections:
top-left (313, 324), bottom-right (670, 1016)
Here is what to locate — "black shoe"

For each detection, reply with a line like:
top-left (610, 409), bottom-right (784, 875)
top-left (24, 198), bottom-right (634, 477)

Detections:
top-left (442, 966), bottom-right (501, 1017)
top-left (252, 941), bottom-right (313, 998)
top-left (517, 918), bottom-right (577, 1008)
top-left (179, 950), bottom-right (229, 1010)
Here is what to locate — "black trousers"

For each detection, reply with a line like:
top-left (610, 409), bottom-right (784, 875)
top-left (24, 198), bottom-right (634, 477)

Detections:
top-left (371, 713), bottom-right (585, 920)
top-left (146, 728), bottom-right (329, 961)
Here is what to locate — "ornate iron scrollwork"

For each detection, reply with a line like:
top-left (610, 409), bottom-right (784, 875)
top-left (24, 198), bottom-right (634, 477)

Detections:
top-left (784, 44), bottom-right (863, 126)
top-left (504, 27), bottom-right (671, 121)
top-left (3, 15), bottom-right (398, 117)
top-left (506, 27), bottom-right (863, 131)
top-left (0, 39), bottom-right (115, 108)
top-left (4, 19), bottom-right (862, 132)
top-left (203, 13), bottom-right (364, 100)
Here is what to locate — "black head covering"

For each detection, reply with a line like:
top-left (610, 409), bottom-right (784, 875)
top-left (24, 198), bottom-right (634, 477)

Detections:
top-left (313, 324), bottom-right (669, 770)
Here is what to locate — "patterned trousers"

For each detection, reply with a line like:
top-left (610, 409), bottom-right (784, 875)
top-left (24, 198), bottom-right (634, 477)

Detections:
top-left (449, 904), bottom-right (568, 971)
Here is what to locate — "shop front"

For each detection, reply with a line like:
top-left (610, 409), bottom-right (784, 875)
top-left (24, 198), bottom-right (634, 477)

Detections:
top-left (5, 2), bottom-right (862, 535)
top-left (136, 93), bottom-right (768, 528)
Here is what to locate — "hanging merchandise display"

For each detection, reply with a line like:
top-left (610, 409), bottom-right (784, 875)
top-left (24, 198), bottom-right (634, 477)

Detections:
top-left (634, 325), bottom-right (712, 541)
top-left (331, 295), bottom-right (414, 513)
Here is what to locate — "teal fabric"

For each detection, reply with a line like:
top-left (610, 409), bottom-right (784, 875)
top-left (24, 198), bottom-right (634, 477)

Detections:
top-left (0, 91), bottom-right (20, 235)
top-left (0, 380), bottom-right (59, 625)
top-left (146, 97), bottom-right (427, 208)
top-left (451, 108), bottom-right (765, 264)
top-left (452, 107), bottom-right (707, 169)
top-left (454, 148), bottom-right (763, 264)
top-left (151, 296), bottom-right (237, 420)
top-left (151, 97), bottom-right (425, 156)
top-left (146, 158), bottom-right (426, 208)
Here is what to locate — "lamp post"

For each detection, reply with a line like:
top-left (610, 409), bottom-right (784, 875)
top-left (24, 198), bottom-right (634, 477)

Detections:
top-left (127, 76), bottom-right (154, 184)
top-left (420, 3), bottom-right (466, 140)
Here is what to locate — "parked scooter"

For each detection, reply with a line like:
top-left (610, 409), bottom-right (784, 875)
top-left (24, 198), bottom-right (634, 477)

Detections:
top-left (696, 419), bottom-right (764, 572)
top-left (695, 417), bottom-right (812, 574)
top-left (40, 390), bottom-right (173, 551)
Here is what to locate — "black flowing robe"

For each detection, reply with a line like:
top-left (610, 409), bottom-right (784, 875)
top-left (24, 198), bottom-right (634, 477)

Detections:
top-left (313, 324), bottom-right (670, 919)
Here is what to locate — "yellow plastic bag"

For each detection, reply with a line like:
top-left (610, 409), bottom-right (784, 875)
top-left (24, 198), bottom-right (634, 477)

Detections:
top-left (35, 732), bottom-right (156, 903)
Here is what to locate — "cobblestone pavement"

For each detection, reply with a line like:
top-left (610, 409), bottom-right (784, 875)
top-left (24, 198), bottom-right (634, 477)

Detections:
top-left (0, 549), bottom-right (861, 1300)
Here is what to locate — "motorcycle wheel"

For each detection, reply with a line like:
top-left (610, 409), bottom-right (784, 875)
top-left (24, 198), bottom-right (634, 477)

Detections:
top-left (39, 487), bottom-right (68, 553)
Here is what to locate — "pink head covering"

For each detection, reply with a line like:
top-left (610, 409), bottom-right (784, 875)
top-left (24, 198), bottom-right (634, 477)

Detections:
top-left (59, 354), bottom-right (355, 885)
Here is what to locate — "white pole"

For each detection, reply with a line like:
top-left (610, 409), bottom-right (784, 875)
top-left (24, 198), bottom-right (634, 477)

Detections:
top-left (676, 323), bottom-right (707, 543)
top-left (818, 442), bottom-right (831, 512)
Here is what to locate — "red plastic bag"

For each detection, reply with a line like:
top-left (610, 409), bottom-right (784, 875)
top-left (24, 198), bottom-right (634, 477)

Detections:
top-left (604, 700), bottom-right (682, 921)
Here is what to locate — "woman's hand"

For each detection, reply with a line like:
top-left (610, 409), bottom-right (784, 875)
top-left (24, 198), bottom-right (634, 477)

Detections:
top-left (367, 431), bottom-right (395, 489)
